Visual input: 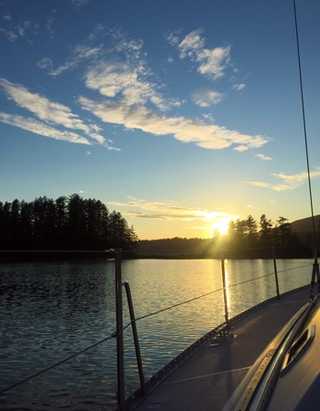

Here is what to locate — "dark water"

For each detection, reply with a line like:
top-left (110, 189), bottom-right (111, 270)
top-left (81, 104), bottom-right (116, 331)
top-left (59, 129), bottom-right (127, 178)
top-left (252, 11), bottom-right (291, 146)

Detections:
top-left (0, 258), bottom-right (312, 410)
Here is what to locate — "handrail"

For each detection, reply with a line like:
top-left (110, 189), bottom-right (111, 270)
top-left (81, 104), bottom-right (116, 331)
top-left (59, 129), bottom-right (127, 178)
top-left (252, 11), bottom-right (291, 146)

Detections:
top-left (0, 257), bottom-right (313, 406)
top-left (123, 262), bottom-right (313, 328)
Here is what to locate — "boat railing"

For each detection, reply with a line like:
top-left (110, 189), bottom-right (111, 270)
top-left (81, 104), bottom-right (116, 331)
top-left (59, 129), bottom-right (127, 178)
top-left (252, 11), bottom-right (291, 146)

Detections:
top-left (0, 251), bottom-right (314, 410)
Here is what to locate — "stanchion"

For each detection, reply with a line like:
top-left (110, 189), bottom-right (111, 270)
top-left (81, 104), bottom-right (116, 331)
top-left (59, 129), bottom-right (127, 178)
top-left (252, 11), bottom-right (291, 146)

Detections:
top-left (123, 281), bottom-right (145, 395)
top-left (272, 247), bottom-right (280, 299)
top-left (211, 258), bottom-right (232, 343)
top-left (310, 256), bottom-right (320, 297)
top-left (221, 258), bottom-right (229, 326)
top-left (115, 250), bottom-right (126, 410)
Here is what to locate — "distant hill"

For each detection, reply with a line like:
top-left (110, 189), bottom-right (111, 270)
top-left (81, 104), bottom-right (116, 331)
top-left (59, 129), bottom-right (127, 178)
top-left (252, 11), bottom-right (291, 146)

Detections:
top-left (291, 215), bottom-right (320, 234)
top-left (290, 214), bottom-right (320, 247)
top-left (133, 237), bottom-right (215, 259)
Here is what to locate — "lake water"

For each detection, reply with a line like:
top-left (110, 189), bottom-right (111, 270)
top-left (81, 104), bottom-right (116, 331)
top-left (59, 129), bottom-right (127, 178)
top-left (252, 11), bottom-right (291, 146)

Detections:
top-left (0, 258), bottom-right (313, 410)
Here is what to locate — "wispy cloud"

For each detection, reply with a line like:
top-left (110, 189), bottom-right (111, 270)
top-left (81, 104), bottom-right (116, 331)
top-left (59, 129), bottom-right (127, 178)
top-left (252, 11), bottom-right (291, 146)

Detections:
top-left (37, 45), bottom-right (103, 76)
top-left (79, 96), bottom-right (267, 151)
top-left (273, 170), bottom-right (320, 185)
top-left (85, 62), bottom-right (180, 111)
top-left (0, 20), bottom-right (39, 42)
top-left (0, 112), bottom-right (90, 145)
top-left (234, 145), bottom-right (250, 152)
top-left (247, 181), bottom-right (291, 192)
top-left (71, 0), bottom-right (90, 7)
top-left (233, 83), bottom-right (246, 91)
top-left (109, 198), bottom-right (236, 222)
top-left (33, 27), bottom-right (267, 152)
top-left (192, 89), bottom-right (223, 107)
top-left (0, 27), bottom-right (18, 42)
top-left (248, 169), bottom-right (320, 191)
top-left (169, 29), bottom-right (231, 80)
top-left (256, 153), bottom-right (272, 161)
top-left (45, 15), bottom-right (55, 38)
top-left (0, 78), bottom-right (106, 144)
top-left (37, 28), bottom-right (145, 78)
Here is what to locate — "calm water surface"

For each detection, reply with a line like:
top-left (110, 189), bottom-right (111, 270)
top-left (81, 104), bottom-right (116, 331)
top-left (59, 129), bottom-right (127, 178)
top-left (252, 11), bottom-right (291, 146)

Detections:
top-left (0, 258), bottom-right (312, 410)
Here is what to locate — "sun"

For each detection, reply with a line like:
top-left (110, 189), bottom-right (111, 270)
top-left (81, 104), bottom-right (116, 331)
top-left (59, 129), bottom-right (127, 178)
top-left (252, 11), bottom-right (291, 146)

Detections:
top-left (211, 217), bottom-right (230, 236)
top-left (203, 212), bottom-right (234, 237)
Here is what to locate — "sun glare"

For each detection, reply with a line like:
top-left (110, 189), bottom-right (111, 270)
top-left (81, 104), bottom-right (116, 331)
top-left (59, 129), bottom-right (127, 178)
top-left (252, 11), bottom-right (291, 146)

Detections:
top-left (203, 212), bottom-right (233, 237)
top-left (211, 217), bottom-right (231, 236)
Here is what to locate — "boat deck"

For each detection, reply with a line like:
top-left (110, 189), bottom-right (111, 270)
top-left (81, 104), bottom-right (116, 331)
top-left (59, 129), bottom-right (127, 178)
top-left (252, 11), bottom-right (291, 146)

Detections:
top-left (129, 286), bottom-right (310, 411)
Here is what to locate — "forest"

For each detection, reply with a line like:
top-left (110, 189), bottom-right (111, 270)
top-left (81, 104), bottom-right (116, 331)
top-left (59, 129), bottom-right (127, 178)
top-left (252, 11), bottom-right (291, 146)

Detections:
top-left (0, 197), bottom-right (316, 258)
top-left (135, 214), bottom-right (312, 259)
top-left (0, 194), bottom-right (137, 250)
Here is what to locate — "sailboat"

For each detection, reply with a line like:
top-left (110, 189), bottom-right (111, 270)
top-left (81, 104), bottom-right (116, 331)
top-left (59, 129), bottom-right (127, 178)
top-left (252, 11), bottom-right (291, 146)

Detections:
top-left (223, 1), bottom-right (320, 409)
top-left (127, 1), bottom-right (320, 410)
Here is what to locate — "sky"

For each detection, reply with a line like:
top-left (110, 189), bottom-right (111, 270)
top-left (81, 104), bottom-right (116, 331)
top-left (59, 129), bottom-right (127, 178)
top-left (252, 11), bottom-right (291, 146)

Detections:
top-left (1, 0), bottom-right (320, 239)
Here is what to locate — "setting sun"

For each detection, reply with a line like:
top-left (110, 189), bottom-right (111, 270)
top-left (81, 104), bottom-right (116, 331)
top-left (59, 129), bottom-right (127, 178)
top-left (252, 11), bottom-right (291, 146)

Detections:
top-left (211, 217), bottom-right (231, 236)
top-left (203, 212), bottom-right (234, 237)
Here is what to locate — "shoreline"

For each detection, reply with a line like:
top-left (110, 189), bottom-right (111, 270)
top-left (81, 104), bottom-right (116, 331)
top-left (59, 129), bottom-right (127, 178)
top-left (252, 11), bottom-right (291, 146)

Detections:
top-left (0, 250), bottom-right (313, 262)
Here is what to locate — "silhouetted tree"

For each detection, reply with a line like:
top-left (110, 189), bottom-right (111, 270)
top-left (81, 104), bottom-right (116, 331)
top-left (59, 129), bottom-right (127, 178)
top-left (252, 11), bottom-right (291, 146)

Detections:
top-left (0, 194), bottom-right (137, 250)
top-left (247, 215), bottom-right (258, 240)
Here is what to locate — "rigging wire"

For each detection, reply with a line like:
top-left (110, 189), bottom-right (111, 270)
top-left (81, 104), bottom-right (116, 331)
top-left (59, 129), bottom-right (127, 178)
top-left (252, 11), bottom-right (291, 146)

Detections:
top-left (293, 0), bottom-right (319, 272)
top-left (122, 287), bottom-right (224, 332)
top-left (0, 261), bottom-right (313, 396)
top-left (0, 333), bottom-right (115, 396)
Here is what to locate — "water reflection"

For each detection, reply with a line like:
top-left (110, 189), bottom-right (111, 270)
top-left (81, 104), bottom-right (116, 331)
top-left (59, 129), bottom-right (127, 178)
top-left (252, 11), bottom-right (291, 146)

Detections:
top-left (0, 258), bottom-right (312, 410)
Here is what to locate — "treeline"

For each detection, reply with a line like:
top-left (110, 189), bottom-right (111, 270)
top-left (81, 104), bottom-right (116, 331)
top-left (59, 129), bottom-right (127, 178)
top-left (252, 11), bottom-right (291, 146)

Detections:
top-left (135, 214), bottom-right (311, 259)
top-left (0, 194), bottom-right (137, 250)
top-left (225, 214), bottom-right (309, 258)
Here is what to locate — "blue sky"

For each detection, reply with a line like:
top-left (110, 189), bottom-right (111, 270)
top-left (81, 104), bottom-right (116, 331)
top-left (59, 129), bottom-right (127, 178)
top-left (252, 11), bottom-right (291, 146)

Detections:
top-left (1, 0), bottom-right (320, 239)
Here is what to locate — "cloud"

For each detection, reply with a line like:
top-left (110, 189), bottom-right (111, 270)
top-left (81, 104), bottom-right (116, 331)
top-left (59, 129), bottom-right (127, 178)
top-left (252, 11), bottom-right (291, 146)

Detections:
top-left (113, 36), bottom-right (144, 62)
top-left (233, 83), bottom-right (246, 91)
top-left (0, 20), bottom-right (38, 42)
top-left (79, 96), bottom-right (267, 151)
top-left (247, 181), bottom-right (291, 192)
top-left (0, 28), bottom-right (18, 42)
top-left (0, 112), bottom-right (90, 145)
top-left (0, 78), bottom-right (106, 144)
top-left (109, 198), bottom-right (235, 222)
top-left (38, 45), bottom-right (103, 76)
top-left (169, 29), bottom-right (231, 80)
top-left (256, 153), bottom-right (272, 161)
top-left (179, 30), bottom-right (205, 55)
top-left (234, 145), bottom-right (249, 152)
top-left (37, 29), bottom-right (144, 78)
top-left (192, 89), bottom-right (223, 107)
top-left (85, 62), bottom-right (180, 111)
top-left (37, 57), bottom-right (53, 71)
top-left (248, 169), bottom-right (320, 191)
top-left (71, 0), bottom-right (89, 6)
top-left (273, 170), bottom-right (320, 185)
top-left (46, 16), bottom-right (55, 37)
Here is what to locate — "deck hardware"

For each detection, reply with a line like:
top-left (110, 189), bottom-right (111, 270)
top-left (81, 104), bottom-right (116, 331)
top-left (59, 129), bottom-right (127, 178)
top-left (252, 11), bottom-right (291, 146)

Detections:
top-left (281, 324), bottom-right (316, 375)
top-left (123, 281), bottom-right (145, 395)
